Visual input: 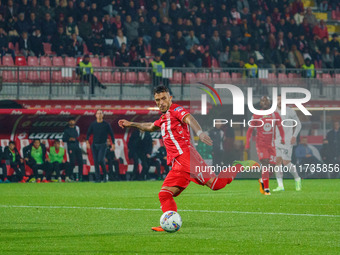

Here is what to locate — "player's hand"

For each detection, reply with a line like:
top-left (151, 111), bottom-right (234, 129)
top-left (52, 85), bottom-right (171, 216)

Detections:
top-left (281, 140), bottom-right (285, 145)
top-left (69, 138), bottom-right (76, 141)
top-left (199, 132), bottom-right (213, 146)
top-left (118, 119), bottom-right (131, 129)
top-left (111, 144), bottom-right (115, 151)
top-left (146, 154), bottom-right (150, 158)
top-left (20, 158), bottom-right (24, 163)
top-left (24, 157), bottom-right (29, 161)
top-left (290, 136), bottom-right (296, 145)
top-left (86, 142), bottom-right (90, 150)
top-left (62, 160), bottom-right (66, 163)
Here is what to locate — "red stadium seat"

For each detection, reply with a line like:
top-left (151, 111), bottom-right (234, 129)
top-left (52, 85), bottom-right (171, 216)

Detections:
top-left (93, 72), bottom-right (101, 82)
top-left (18, 70), bottom-right (27, 81)
top-left (101, 57), bottom-right (112, 67)
top-left (52, 56), bottom-right (64, 66)
top-left (335, 74), bottom-right (340, 81)
top-left (288, 73), bottom-right (300, 79)
top-left (278, 73), bottom-right (288, 79)
top-left (196, 72), bottom-right (208, 80)
top-left (209, 72), bottom-right (220, 80)
top-left (40, 56), bottom-right (52, 66)
top-left (15, 56), bottom-right (27, 66)
top-left (112, 72), bottom-right (122, 83)
top-left (169, 72), bottom-right (182, 84)
top-left (2, 56), bottom-right (14, 66)
top-left (43, 43), bottom-right (52, 55)
top-left (27, 56), bottom-right (39, 66)
top-left (65, 57), bottom-right (76, 67)
top-left (52, 71), bottom-right (62, 82)
top-left (8, 42), bottom-right (15, 50)
top-left (83, 43), bottom-right (91, 55)
top-left (90, 57), bottom-right (100, 67)
top-left (124, 72), bottom-right (137, 83)
top-left (185, 72), bottom-right (195, 83)
top-left (101, 72), bottom-right (112, 83)
top-left (220, 72), bottom-right (231, 79)
top-left (40, 71), bottom-right (50, 82)
top-left (231, 72), bottom-right (242, 79)
top-left (27, 71), bottom-right (40, 82)
top-left (2, 70), bottom-right (15, 82)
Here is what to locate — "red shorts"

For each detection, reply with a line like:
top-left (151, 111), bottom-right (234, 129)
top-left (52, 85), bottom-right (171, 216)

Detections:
top-left (162, 147), bottom-right (216, 192)
top-left (256, 144), bottom-right (276, 164)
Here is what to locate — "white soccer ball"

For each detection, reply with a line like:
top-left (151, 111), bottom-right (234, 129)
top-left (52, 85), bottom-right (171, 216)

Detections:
top-left (160, 211), bottom-right (182, 232)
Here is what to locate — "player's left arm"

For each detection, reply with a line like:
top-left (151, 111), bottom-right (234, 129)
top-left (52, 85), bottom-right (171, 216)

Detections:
top-left (275, 112), bottom-right (285, 145)
top-left (183, 114), bottom-right (213, 146)
top-left (290, 108), bottom-right (301, 145)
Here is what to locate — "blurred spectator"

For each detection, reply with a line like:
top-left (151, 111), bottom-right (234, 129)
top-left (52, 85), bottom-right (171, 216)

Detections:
top-left (39, 0), bottom-right (55, 20)
top-left (244, 56), bottom-right (258, 78)
top-left (229, 44), bottom-right (242, 68)
top-left (135, 36), bottom-right (145, 58)
top-left (302, 58), bottom-right (315, 78)
top-left (91, 16), bottom-right (103, 36)
top-left (76, 1), bottom-right (88, 22)
top-left (223, 30), bottom-right (235, 48)
top-left (4, 141), bottom-right (28, 183)
top-left (162, 32), bottom-right (172, 51)
top-left (319, 0), bottom-right (329, 11)
top-left (230, 19), bottom-right (242, 43)
top-left (288, 44), bottom-right (305, 68)
top-left (209, 30), bottom-right (223, 59)
top-left (30, 28), bottom-right (44, 57)
top-left (329, 34), bottom-right (340, 52)
top-left (19, 31), bottom-right (33, 57)
top-left (326, 121), bottom-right (340, 163)
top-left (77, 54), bottom-right (107, 94)
top-left (186, 44), bottom-right (202, 68)
top-left (151, 30), bottom-right (164, 54)
top-left (159, 1), bottom-right (168, 20)
top-left (52, 26), bottom-right (68, 56)
top-left (162, 46), bottom-right (176, 67)
top-left (151, 52), bottom-right (165, 86)
top-left (5, 0), bottom-right (18, 21)
top-left (15, 12), bottom-right (29, 34)
top-left (321, 47), bottom-right (334, 69)
top-left (292, 0), bottom-right (304, 15)
top-left (67, 33), bottom-right (83, 57)
top-left (295, 137), bottom-right (321, 165)
top-left (169, 2), bottom-right (181, 23)
top-left (7, 17), bottom-right (19, 43)
top-left (185, 30), bottom-right (199, 51)
top-left (129, 44), bottom-right (146, 67)
top-left (0, 27), bottom-right (15, 59)
top-left (114, 29), bottom-right (127, 49)
top-left (28, 12), bottom-right (40, 35)
top-left (66, 16), bottom-right (79, 38)
top-left (0, 146), bottom-right (8, 183)
top-left (305, 8), bottom-right (318, 27)
top-left (41, 13), bottom-right (56, 42)
top-left (88, 2), bottom-right (102, 21)
top-left (237, 0), bottom-right (249, 13)
top-left (78, 14), bottom-right (92, 44)
top-left (230, 6), bottom-right (241, 24)
top-left (124, 15), bottom-right (139, 43)
top-left (115, 43), bottom-right (130, 67)
top-left (173, 30), bottom-right (185, 52)
top-left (202, 51), bottom-right (212, 68)
top-left (138, 16), bottom-right (151, 45)
top-left (313, 20), bottom-right (328, 39)
top-left (297, 34), bottom-right (308, 52)
top-left (160, 17), bottom-right (172, 36)
top-left (334, 48), bottom-right (340, 68)
top-left (219, 45), bottom-right (231, 68)
top-left (294, 10), bottom-right (305, 25)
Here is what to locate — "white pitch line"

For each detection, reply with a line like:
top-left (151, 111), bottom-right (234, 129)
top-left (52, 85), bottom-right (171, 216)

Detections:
top-left (0, 205), bottom-right (339, 218)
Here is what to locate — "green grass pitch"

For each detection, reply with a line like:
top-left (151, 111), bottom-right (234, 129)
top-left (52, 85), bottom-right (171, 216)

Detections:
top-left (0, 179), bottom-right (339, 254)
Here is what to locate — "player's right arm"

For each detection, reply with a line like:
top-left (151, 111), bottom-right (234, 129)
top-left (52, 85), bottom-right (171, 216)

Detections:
top-left (118, 119), bottom-right (160, 132)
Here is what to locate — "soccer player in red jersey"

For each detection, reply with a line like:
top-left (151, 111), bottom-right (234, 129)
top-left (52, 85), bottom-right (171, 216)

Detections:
top-left (119, 86), bottom-right (259, 231)
top-left (245, 96), bottom-right (285, 195)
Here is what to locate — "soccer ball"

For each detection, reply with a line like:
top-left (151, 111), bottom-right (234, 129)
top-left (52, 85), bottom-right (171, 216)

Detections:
top-left (160, 211), bottom-right (182, 232)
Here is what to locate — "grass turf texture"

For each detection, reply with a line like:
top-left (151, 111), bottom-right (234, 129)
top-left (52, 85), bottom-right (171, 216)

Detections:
top-left (0, 179), bottom-right (339, 254)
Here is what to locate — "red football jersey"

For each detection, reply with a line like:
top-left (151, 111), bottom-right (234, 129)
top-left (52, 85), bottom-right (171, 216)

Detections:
top-left (246, 111), bottom-right (285, 148)
top-left (154, 104), bottom-right (191, 165)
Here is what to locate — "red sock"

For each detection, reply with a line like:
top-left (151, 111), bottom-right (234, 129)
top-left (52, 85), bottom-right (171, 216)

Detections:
top-left (159, 189), bottom-right (177, 213)
top-left (210, 164), bottom-right (242, 190)
top-left (262, 170), bottom-right (269, 189)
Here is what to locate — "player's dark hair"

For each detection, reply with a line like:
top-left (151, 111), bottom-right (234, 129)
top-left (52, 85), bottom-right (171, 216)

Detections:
top-left (33, 139), bottom-right (40, 143)
top-left (153, 85), bottom-right (169, 95)
top-left (9, 141), bottom-right (15, 145)
top-left (54, 139), bottom-right (60, 143)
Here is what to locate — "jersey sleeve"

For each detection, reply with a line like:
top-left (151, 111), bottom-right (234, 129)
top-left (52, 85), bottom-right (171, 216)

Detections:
top-left (154, 118), bottom-right (162, 127)
top-left (172, 106), bottom-right (190, 122)
top-left (289, 107), bottom-right (302, 137)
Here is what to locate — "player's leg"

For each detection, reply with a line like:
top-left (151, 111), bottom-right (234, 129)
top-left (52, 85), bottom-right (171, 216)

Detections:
top-left (91, 144), bottom-right (101, 182)
top-left (18, 162), bottom-right (29, 182)
top-left (283, 159), bottom-right (302, 191)
top-left (97, 144), bottom-right (108, 182)
top-left (259, 158), bottom-right (271, 195)
top-left (75, 147), bottom-right (84, 181)
top-left (11, 163), bottom-right (23, 182)
top-left (274, 155), bottom-right (285, 192)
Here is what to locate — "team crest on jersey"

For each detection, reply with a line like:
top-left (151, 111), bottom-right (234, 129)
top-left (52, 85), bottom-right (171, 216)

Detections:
top-left (174, 106), bottom-right (183, 112)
